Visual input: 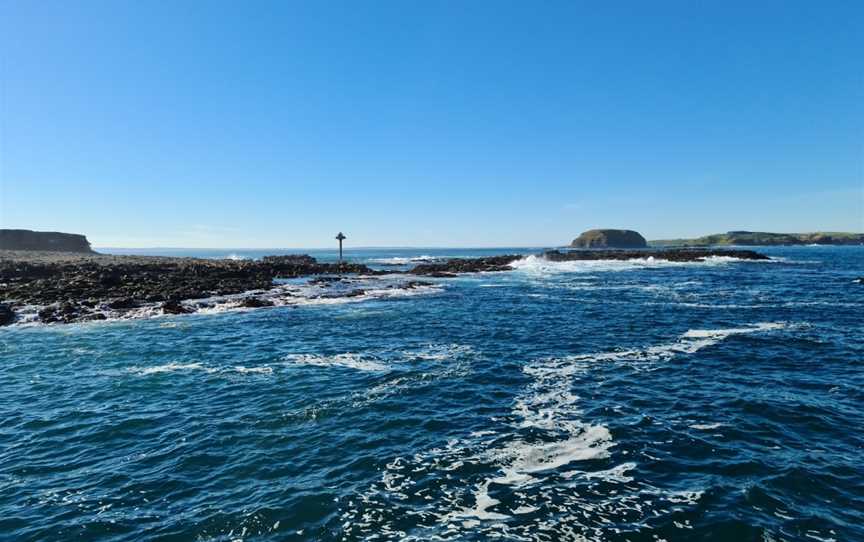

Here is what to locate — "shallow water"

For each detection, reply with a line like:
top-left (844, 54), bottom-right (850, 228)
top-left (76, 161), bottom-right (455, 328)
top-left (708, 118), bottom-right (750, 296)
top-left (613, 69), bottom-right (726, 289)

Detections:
top-left (2, 247), bottom-right (862, 541)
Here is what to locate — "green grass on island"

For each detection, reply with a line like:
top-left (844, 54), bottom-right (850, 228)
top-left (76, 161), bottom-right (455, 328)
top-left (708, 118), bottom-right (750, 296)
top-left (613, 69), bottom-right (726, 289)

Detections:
top-left (650, 231), bottom-right (864, 247)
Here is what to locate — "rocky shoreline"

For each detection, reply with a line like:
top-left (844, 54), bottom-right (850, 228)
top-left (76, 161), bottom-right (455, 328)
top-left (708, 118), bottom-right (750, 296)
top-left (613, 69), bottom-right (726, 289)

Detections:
top-left (0, 251), bottom-right (385, 325)
top-left (1, 247), bottom-right (771, 326)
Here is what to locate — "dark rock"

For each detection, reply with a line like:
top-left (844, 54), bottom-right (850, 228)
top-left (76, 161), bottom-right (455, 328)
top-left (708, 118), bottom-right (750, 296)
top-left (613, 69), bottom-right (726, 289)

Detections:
top-left (261, 254), bottom-right (318, 266)
top-left (239, 297), bottom-right (274, 308)
top-left (0, 229), bottom-right (95, 253)
top-left (411, 255), bottom-right (522, 276)
top-left (571, 229), bottom-right (647, 249)
top-left (310, 276), bottom-right (343, 286)
top-left (403, 281), bottom-right (434, 289)
top-left (38, 302), bottom-right (82, 323)
top-left (107, 297), bottom-right (139, 310)
top-left (0, 303), bottom-right (14, 326)
top-left (161, 300), bottom-right (192, 314)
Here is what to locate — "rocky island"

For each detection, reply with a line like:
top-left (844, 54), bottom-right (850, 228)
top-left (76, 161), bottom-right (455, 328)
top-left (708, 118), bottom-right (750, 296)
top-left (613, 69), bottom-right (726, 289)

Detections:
top-left (570, 229), bottom-right (647, 248)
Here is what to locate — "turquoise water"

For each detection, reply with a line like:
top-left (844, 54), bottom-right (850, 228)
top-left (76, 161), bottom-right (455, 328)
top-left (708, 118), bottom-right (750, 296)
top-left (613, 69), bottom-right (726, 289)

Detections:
top-left (2, 247), bottom-right (862, 541)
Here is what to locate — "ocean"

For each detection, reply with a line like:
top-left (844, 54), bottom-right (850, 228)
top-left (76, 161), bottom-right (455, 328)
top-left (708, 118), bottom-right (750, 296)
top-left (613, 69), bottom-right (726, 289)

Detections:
top-left (1, 246), bottom-right (862, 541)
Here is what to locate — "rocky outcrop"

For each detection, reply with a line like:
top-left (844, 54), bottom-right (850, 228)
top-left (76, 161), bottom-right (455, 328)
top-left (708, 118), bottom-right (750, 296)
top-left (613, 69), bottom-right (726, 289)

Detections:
top-left (410, 255), bottom-right (523, 276)
top-left (0, 253), bottom-right (380, 323)
top-left (543, 248), bottom-right (770, 262)
top-left (0, 230), bottom-right (95, 253)
top-left (0, 303), bottom-right (14, 326)
top-left (571, 229), bottom-right (647, 249)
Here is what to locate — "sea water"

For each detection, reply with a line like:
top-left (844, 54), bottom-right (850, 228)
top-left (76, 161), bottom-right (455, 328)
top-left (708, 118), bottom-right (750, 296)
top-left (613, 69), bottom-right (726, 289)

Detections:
top-left (1, 246), bottom-right (862, 541)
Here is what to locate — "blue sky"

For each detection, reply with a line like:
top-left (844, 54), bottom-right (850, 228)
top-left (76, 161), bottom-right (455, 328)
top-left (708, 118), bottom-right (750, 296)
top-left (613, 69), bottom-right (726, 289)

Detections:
top-left (1, 1), bottom-right (862, 248)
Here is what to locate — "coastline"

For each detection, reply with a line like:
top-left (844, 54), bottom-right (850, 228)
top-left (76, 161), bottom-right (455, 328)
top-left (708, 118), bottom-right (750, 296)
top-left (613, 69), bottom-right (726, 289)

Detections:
top-left (1, 247), bottom-right (770, 326)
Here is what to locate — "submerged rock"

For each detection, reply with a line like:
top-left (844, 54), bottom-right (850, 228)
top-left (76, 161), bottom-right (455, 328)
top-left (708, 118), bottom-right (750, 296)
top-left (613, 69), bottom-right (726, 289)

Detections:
top-left (0, 303), bottom-right (14, 326)
top-left (239, 296), bottom-right (274, 308)
top-left (571, 229), bottom-right (648, 249)
top-left (161, 300), bottom-right (192, 315)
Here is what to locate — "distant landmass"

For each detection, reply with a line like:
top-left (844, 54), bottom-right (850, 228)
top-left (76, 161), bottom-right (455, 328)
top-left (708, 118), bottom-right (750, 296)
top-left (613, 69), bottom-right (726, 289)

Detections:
top-left (0, 229), bottom-right (95, 253)
top-left (650, 231), bottom-right (864, 247)
top-left (571, 229), bottom-right (647, 248)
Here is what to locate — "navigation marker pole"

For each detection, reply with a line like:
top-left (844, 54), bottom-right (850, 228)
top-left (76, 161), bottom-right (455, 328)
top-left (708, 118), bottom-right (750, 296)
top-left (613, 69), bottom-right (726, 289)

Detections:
top-left (335, 232), bottom-right (346, 270)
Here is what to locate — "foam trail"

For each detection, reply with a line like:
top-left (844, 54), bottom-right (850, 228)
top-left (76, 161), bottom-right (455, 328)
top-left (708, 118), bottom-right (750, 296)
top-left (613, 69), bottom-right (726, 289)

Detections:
top-left (340, 322), bottom-right (790, 540)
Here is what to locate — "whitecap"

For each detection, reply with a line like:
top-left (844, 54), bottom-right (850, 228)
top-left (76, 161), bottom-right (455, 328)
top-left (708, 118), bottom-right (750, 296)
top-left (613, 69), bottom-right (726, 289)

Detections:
top-left (690, 423), bottom-right (724, 430)
top-left (283, 353), bottom-right (389, 372)
top-left (234, 365), bottom-right (273, 374)
top-left (508, 253), bottom-right (774, 275)
top-left (368, 255), bottom-right (441, 265)
top-left (130, 362), bottom-right (214, 375)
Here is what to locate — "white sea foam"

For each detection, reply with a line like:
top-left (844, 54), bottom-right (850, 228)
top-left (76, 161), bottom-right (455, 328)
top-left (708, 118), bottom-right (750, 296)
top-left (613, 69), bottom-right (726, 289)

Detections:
top-left (128, 362), bottom-right (278, 377)
top-left (130, 362), bottom-right (214, 375)
top-left (405, 344), bottom-right (474, 361)
top-left (234, 365), bottom-right (273, 374)
top-left (283, 353), bottom-right (389, 372)
top-left (690, 423), bottom-right (724, 430)
top-left (509, 254), bottom-right (773, 275)
top-left (224, 253), bottom-right (249, 261)
top-left (339, 322), bottom-right (789, 540)
top-left (368, 255), bottom-right (442, 265)
top-left (16, 276), bottom-right (444, 327)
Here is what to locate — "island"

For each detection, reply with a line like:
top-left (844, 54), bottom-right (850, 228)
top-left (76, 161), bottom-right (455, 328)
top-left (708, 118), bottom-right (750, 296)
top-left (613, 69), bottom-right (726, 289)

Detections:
top-left (650, 231), bottom-right (864, 247)
top-left (570, 229), bottom-right (647, 248)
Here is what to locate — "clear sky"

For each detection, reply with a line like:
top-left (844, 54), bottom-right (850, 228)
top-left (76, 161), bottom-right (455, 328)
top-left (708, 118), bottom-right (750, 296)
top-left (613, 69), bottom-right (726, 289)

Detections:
top-left (1, 1), bottom-right (862, 248)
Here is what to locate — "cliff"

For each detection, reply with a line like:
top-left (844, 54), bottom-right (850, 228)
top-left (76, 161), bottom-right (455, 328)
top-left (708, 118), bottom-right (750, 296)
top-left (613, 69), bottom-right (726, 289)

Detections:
top-left (570, 229), bottom-right (647, 249)
top-left (650, 231), bottom-right (864, 247)
top-left (0, 229), bottom-right (95, 253)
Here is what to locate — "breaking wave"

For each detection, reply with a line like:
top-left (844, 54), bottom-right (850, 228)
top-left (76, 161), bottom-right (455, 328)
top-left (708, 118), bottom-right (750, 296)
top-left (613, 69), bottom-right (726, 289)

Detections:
top-left (509, 254), bottom-right (773, 274)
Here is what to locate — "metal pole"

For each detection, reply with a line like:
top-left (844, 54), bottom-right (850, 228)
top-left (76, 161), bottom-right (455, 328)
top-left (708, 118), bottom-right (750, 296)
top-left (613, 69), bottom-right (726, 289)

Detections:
top-left (335, 232), bottom-right (346, 268)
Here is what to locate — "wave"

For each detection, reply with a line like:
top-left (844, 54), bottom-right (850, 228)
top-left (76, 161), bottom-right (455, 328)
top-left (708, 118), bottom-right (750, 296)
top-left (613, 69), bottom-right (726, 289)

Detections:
top-left (224, 253), bottom-right (250, 261)
top-left (282, 344), bottom-right (476, 375)
top-left (128, 363), bottom-right (273, 376)
top-left (509, 254), bottom-right (774, 274)
top-left (282, 352), bottom-right (389, 372)
top-left (129, 362), bottom-right (214, 375)
top-left (690, 422), bottom-right (725, 430)
top-left (233, 365), bottom-right (273, 374)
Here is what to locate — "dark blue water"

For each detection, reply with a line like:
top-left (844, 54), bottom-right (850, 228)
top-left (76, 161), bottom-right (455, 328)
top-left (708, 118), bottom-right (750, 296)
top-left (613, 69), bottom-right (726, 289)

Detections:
top-left (2, 247), bottom-right (862, 541)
